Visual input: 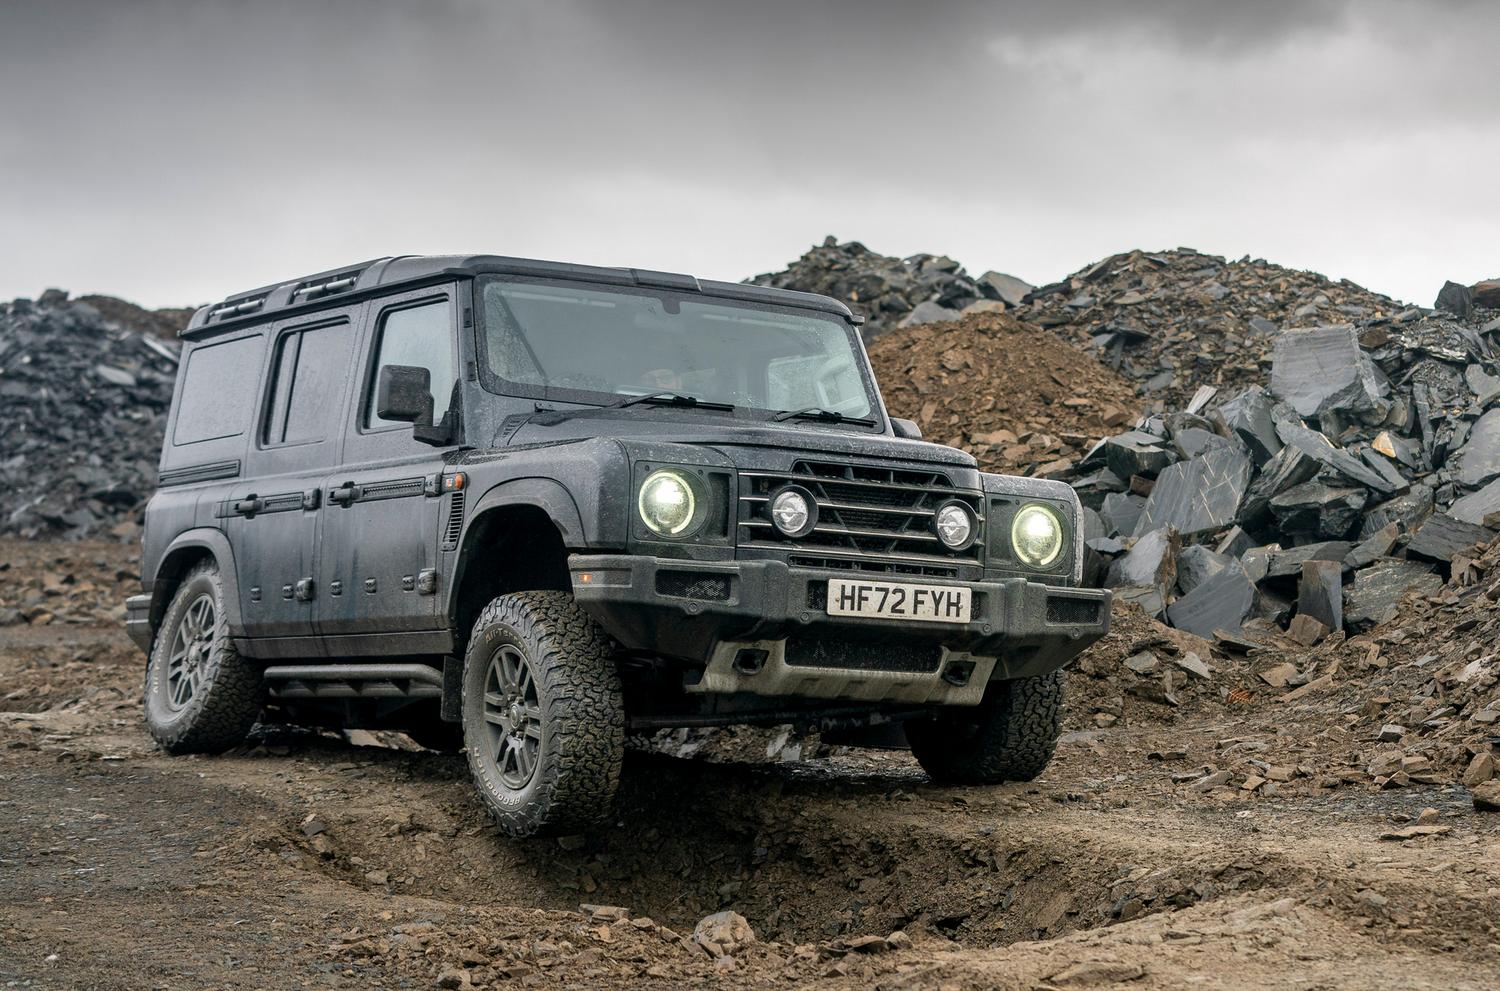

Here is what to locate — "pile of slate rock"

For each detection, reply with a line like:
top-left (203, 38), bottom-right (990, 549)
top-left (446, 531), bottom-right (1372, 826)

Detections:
top-left (1014, 248), bottom-right (1411, 409)
top-left (1074, 281), bottom-right (1500, 646)
top-left (0, 290), bottom-right (182, 541)
top-left (748, 236), bottom-right (1033, 339)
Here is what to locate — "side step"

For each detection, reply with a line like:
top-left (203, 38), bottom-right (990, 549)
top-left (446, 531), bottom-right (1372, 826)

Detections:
top-left (262, 663), bottom-right (443, 701)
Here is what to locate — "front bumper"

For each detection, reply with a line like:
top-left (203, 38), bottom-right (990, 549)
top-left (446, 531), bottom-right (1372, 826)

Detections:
top-left (569, 555), bottom-right (1109, 706)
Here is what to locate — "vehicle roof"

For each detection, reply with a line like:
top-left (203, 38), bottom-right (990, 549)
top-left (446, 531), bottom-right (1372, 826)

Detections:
top-left (183, 254), bottom-right (858, 338)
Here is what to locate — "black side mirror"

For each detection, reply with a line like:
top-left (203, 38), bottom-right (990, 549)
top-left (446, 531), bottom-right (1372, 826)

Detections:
top-left (376, 364), bottom-right (454, 446)
top-left (376, 364), bottom-right (434, 423)
top-left (891, 417), bottom-right (923, 440)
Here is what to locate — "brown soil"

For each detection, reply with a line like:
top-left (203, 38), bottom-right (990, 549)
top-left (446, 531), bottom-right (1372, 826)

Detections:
top-left (867, 313), bottom-right (1140, 477)
top-left (3, 538), bottom-right (1498, 989)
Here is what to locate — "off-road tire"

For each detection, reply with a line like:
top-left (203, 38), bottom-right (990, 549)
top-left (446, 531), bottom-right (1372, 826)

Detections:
top-left (462, 591), bottom-right (624, 838)
top-left (906, 671), bottom-right (1064, 785)
top-left (143, 560), bottom-right (262, 753)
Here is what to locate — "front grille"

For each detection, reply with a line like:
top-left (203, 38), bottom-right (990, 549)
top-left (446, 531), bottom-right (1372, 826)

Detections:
top-left (739, 460), bottom-right (983, 568)
top-left (655, 571), bottom-right (731, 601)
top-left (1046, 596), bottom-right (1100, 625)
top-left (784, 635), bottom-right (943, 673)
top-left (789, 555), bottom-right (960, 579)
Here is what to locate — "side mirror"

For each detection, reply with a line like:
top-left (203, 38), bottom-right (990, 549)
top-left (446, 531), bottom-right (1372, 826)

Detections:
top-left (376, 365), bottom-right (434, 424)
top-left (891, 417), bottom-right (923, 440)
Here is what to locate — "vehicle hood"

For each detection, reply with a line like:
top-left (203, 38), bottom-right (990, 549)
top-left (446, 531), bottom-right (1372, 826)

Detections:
top-left (505, 412), bottom-right (976, 468)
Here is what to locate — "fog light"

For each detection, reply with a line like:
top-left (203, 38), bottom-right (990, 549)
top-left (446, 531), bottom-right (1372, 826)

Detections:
top-left (934, 501), bottom-right (976, 550)
top-left (770, 487), bottom-right (816, 537)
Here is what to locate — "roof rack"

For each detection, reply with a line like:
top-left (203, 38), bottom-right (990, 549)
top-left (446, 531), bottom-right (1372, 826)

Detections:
top-left (183, 254), bottom-right (855, 338)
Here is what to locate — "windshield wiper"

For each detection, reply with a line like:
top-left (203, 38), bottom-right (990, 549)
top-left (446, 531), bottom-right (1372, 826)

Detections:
top-left (771, 406), bottom-right (876, 426)
top-left (531, 392), bottom-right (733, 426)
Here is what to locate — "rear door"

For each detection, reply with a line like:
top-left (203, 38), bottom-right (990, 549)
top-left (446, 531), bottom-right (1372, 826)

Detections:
top-left (317, 287), bottom-right (459, 644)
top-left (224, 312), bottom-right (357, 643)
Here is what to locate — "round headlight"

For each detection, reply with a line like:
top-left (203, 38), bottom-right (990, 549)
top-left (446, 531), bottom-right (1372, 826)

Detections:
top-left (638, 469), bottom-right (697, 536)
top-left (934, 501), bottom-right (976, 550)
top-left (770, 487), bottom-right (815, 537)
top-left (1011, 504), bottom-right (1063, 568)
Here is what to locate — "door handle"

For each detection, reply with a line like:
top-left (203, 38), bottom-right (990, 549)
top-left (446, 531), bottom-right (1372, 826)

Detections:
top-left (328, 483), bottom-right (358, 507)
top-left (234, 495), bottom-right (264, 516)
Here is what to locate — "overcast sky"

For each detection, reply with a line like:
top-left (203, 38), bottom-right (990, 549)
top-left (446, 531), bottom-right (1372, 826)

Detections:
top-left (1, 0), bottom-right (1495, 309)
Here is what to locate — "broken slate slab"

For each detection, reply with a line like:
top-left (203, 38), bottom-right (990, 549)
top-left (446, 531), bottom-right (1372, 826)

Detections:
top-left (1298, 559), bottom-right (1343, 631)
top-left (1434, 280), bottom-right (1474, 318)
top-left (1269, 325), bottom-right (1388, 418)
top-left (1344, 561), bottom-right (1442, 629)
top-left (1265, 541), bottom-right (1353, 579)
top-left (1104, 527), bottom-right (1180, 591)
top-left (1239, 443), bottom-right (1322, 527)
top-left (1215, 386), bottom-right (1283, 466)
top-left (1449, 478), bottom-right (1500, 526)
top-left (1165, 566), bottom-right (1257, 639)
top-left (1404, 513), bottom-right (1493, 563)
top-left (1361, 484), bottom-right (1435, 537)
top-left (1133, 446), bottom-right (1251, 539)
top-left (1276, 420), bottom-right (1399, 494)
top-left (1099, 491), bottom-right (1146, 538)
top-left (1176, 544), bottom-right (1236, 595)
top-left (1104, 431), bottom-right (1176, 480)
top-left (1456, 408), bottom-right (1500, 487)
top-left (1344, 523), bottom-right (1400, 569)
top-left (1269, 481), bottom-right (1368, 539)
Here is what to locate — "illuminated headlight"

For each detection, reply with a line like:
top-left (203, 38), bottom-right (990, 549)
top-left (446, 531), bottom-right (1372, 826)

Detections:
top-left (638, 469), bottom-right (698, 536)
top-left (1011, 504), bottom-right (1063, 568)
top-left (934, 501), bottom-right (976, 550)
top-left (770, 487), bottom-right (815, 537)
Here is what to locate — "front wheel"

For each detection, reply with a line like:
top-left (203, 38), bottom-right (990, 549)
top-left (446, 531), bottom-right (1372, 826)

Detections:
top-left (462, 591), bottom-right (624, 838)
top-left (906, 671), bottom-right (1064, 785)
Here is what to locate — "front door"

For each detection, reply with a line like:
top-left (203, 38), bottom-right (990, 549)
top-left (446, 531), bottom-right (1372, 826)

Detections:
top-left (225, 313), bottom-right (357, 643)
top-left (317, 288), bottom-right (459, 642)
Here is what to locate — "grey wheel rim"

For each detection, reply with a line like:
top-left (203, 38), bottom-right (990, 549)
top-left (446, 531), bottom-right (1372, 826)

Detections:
top-left (482, 644), bottom-right (542, 789)
top-left (165, 593), bottom-right (215, 712)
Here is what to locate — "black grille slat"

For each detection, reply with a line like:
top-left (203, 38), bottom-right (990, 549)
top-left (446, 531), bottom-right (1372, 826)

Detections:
top-left (738, 461), bottom-right (982, 568)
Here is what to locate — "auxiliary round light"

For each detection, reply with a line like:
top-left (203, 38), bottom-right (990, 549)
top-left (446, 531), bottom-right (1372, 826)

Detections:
top-left (1011, 503), bottom-right (1063, 568)
top-left (770, 487), bottom-right (815, 537)
top-left (637, 469), bottom-right (697, 536)
top-left (934, 501), bottom-right (976, 550)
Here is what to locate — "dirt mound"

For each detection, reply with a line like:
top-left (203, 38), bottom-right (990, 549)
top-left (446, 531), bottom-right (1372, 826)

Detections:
top-left (1014, 247), bottom-right (1409, 409)
top-left (748, 236), bottom-right (1031, 340)
top-left (868, 312), bottom-right (1139, 476)
top-left (0, 294), bottom-right (180, 541)
top-left (75, 294), bottom-right (196, 340)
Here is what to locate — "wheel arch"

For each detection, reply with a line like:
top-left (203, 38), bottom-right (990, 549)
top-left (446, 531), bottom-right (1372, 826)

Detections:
top-left (150, 528), bottom-right (245, 636)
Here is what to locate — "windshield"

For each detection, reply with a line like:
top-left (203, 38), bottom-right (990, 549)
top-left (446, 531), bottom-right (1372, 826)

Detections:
top-left (477, 277), bottom-right (877, 422)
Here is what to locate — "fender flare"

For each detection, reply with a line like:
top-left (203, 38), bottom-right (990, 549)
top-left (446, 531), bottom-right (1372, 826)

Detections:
top-left (464, 476), bottom-right (587, 547)
top-left (152, 527), bottom-right (246, 635)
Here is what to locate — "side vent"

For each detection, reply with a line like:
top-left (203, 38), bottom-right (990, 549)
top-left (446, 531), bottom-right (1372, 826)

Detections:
top-left (442, 489), bottom-right (466, 550)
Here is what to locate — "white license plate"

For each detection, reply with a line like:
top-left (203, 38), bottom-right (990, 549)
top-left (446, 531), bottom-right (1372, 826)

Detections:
top-left (825, 578), bottom-right (972, 624)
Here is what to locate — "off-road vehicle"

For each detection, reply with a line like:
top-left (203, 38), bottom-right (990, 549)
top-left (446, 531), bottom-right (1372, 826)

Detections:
top-left (127, 254), bottom-right (1110, 836)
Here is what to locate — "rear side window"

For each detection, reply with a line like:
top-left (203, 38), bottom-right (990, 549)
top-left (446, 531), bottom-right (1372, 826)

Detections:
top-left (173, 335), bottom-right (262, 445)
top-left (263, 321), bottom-right (353, 446)
top-left (364, 298), bottom-right (455, 429)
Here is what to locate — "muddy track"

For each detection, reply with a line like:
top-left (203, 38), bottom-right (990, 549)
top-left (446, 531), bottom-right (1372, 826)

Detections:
top-left (2, 540), bottom-right (1499, 988)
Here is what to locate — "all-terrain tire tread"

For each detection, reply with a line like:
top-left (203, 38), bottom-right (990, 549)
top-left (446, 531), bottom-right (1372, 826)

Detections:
top-left (906, 671), bottom-right (1064, 785)
top-left (144, 559), bottom-right (262, 754)
top-left (463, 591), bottom-right (624, 838)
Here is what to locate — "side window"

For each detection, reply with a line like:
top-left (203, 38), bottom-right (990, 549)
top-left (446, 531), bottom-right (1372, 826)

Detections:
top-left (262, 321), bottom-right (353, 447)
top-left (173, 335), bottom-right (263, 445)
top-left (364, 298), bottom-right (455, 429)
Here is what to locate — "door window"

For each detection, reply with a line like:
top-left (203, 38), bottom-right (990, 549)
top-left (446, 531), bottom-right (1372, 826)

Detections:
top-left (262, 321), bottom-right (354, 446)
top-left (364, 298), bottom-right (456, 430)
top-left (173, 335), bottom-right (262, 445)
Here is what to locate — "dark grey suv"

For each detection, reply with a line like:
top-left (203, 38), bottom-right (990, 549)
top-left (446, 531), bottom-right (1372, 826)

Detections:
top-left (126, 255), bottom-right (1109, 836)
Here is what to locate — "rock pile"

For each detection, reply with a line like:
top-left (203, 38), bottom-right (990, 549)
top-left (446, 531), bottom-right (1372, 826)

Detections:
top-left (748, 236), bottom-right (1033, 339)
top-left (1012, 248), bottom-right (1409, 409)
top-left (1074, 287), bottom-right (1500, 647)
top-left (867, 312), bottom-right (1139, 476)
top-left (0, 291), bottom-right (182, 540)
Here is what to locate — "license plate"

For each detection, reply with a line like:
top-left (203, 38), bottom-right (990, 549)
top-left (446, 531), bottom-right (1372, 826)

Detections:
top-left (825, 578), bottom-right (972, 624)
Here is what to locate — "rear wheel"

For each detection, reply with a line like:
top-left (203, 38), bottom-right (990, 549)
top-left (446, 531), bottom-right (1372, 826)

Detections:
top-left (462, 591), bottom-right (624, 838)
top-left (906, 671), bottom-right (1064, 785)
top-left (143, 560), bottom-right (262, 753)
